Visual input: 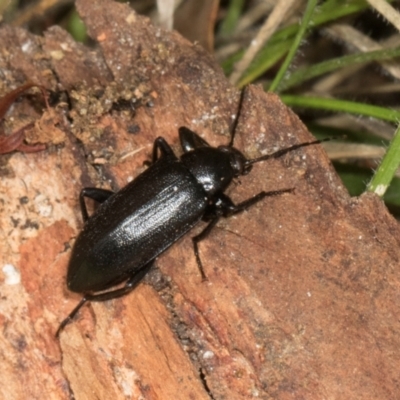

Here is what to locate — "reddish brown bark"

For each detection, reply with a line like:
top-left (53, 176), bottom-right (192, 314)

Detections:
top-left (0, 0), bottom-right (399, 399)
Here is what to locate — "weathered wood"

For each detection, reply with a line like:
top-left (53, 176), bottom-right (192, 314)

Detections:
top-left (0, 0), bottom-right (399, 398)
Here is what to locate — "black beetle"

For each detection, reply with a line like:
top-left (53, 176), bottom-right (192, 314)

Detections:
top-left (56, 111), bottom-right (326, 336)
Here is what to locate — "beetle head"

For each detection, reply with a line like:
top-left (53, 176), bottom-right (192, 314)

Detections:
top-left (218, 145), bottom-right (252, 176)
top-left (180, 126), bottom-right (252, 175)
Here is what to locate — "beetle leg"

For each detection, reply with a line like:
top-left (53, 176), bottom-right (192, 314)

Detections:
top-left (55, 296), bottom-right (88, 337)
top-left (79, 187), bottom-right (115, 222)
top-left (216, 188), bottom-right (295, 217)
top-left (192, 188), bottom-right (295, 280)
top-left (56, 261), bottom-right (154, 337)
top-left (179, 126), bottom-right (210, 153)
top-left (86, 261), bottom-right (153, 302)
top-left (151, 137), bottom-right (177, 163)
top-left (192, 218), bottom-right (220, 281)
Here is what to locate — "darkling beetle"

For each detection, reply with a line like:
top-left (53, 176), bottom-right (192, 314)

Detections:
top-left (56, 95), bottom-right (326, 337)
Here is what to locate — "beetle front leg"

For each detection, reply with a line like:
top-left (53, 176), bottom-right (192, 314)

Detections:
top-left (151, 137), bottom-right (177, 163)
top-left (79, 188), bottom-right (114, 222)
top-left (56, 261), bottom-right (154, 337)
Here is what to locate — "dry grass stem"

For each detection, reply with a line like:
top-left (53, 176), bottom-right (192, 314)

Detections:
top-left (229, 0), bottom-right (297, 85)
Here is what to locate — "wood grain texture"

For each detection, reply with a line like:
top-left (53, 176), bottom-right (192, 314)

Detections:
top-left (0, 0), bottom-right (399, 398)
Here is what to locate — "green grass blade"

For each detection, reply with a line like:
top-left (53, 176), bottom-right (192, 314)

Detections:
top-left (334, 163), bottom-right (371, 196)
top-left (367, 124), bottom-right (400, 197)
top-left (281, 95), bottom-right (400, 123)
top-left (67, 9), bottom-right (87, 43)
top-left (219, 0), bottom-right (245, 36)
top-left (223, 39), bottom-right (290, 82)
top-left (334, 162), bottom-right (400, 211)
top-left (269, 0), bottom-right (318, 92)
top-left (235, 0), bottom-right (374, 86)
top-left (278, 47), bottom-right (400, 92)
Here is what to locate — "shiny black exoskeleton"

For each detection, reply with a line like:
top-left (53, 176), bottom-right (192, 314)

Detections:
top-left (56, 125), bottom-right (325, 336)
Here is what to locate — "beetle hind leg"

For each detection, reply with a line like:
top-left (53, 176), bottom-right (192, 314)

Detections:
top-left (56, 261), bottom-right (154, 337)
top-left (55, 296), bottom-right (89, 337)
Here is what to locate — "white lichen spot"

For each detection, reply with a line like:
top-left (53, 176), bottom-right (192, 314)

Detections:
top-left (21, 40), bottom-right (32, 53)
top-left (203, 350), bottom-right (214, 359)
top-left (34, 194), bottom-right (52, 217)
top-left (307, 291), bottom-right (312, 297)
top-left (375, 184), bottom-right (388, 197)
top-left (2, 264), bottom-right (21, 285)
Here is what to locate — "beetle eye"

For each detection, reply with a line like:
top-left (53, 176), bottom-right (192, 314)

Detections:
top-left (217, 145), bottom-right (248, 176)
top-left (230, 154), bottom-right (242, 175)
top-left (228, 152), bottom-right (247, 176)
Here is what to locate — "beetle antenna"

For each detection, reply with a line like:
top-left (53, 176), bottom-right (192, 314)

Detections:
top-left (245, 137), bottom-right (330, 167)
top-left (229, 88), bottom-right (247, 148)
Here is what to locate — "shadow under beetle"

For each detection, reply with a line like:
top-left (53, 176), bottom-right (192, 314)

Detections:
top-left (56, 110), bottom-right (326, 336)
